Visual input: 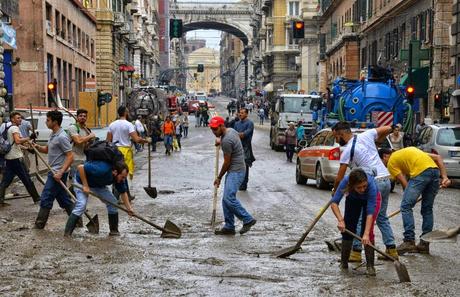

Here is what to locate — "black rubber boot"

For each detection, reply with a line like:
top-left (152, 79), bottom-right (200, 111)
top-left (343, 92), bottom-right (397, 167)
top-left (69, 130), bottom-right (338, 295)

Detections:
top-left (64, 214), bottom-right (80, 237)
top-left (108, 213), bottom-right (120, 236)
top-left (34, 207), bottom-right (50, 229)
top-left (365, 246), bottom-right (376, 276)
top-left (64, 205), bottom-right (83, 228)
top-left (0, 186), bottom-right (8, 207)
top-left (341, 240), bottom-right (353, 270)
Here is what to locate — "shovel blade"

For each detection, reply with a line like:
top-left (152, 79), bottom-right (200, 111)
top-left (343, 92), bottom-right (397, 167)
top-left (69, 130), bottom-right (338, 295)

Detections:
top-left (325, 240), bottom-right (341, 252)
top-left (160, 220), bottom-right (181, 238)
top-left (86, 215), bottom-right (99, 234)
top-left (394, 261), bottom-right (411, 283)
top-left (273, 245), bottom-right (301, 258)
top-left (144, 187), bottom-right (158, 199)
top-left (421, 227), bottom-right (460, 243)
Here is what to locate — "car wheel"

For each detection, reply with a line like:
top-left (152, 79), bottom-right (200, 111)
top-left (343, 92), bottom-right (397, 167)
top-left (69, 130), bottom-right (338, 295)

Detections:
top-left (315, 164), bottom-right (329, 189)
top-left (296, 159), bottom-right (307, 185)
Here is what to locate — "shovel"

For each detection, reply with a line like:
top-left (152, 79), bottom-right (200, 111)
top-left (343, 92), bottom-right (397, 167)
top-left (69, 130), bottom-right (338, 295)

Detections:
top-left (29, 103), bottom-right (46, 184)
top-left (274, 200), bottom-right (332, 258)
top-left (143, 143), bottom-right (157, 198)
top-left (30, 143), bottom-right (99, 234)
top-left (344, 229), bottom-right (411, 283)
top-left (420, 226), bottom-right (460, 243)
top-left (210, 145), bottom-right (220, 228)
top-left (73, 184), bottom-right (181, 238)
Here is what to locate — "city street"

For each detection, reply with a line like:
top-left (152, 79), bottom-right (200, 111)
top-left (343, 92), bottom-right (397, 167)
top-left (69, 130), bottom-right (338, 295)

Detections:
top-left (0, 96), bottom-right (459, 296)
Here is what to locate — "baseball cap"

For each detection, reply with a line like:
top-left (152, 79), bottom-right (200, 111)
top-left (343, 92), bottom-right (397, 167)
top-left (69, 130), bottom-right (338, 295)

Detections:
top-left (209, 116), bottom-right (225, 128)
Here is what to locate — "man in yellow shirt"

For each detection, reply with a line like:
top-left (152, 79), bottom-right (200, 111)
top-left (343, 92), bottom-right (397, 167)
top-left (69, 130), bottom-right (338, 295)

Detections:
top-left (380, 147), bottom-right (451, 254)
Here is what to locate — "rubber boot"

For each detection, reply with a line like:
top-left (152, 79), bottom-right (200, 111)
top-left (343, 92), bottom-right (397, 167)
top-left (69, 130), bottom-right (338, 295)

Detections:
top-left (378, 247), bottom-right (399, 261)
top-left (34, 207), bottom-right (50, 229)
top-left (0, 186), bottom-right (9, 207)
top-left (108, 213), bottom-right (120, 236)
top-left (64, 205), bottom-right (83, 228)
top-left (364, 246), bottom-right (376, 276)
top-left (416, 239), bottom-right (430, 254)
top-left (349, 249), bottom-right (362, 262)
top-left (64, 214), bottom-right (80, 237)
top-left (340, 240), bottom-right (353, 270)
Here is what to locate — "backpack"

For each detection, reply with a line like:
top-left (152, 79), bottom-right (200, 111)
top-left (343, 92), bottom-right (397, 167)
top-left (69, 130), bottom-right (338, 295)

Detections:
top-left (84, 140), bottom-right (124, 166)
top-left (0, 124), bottom-right (13, 155)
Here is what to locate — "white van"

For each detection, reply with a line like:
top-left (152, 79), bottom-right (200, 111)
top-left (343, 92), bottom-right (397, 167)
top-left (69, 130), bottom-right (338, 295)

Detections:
top-left (26, 113), bottom-right (76, 144)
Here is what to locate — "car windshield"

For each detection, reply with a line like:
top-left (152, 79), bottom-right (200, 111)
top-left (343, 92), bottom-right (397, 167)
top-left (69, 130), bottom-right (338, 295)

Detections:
top-left (196, 96), bottom-right (207, 101)
top-left (437, 127), bottom-right (460, 146)
top-left (281, 97), bottom-right (313, 113)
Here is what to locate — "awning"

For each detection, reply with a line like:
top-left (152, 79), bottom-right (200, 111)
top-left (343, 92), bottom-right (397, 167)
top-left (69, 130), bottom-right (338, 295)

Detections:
top-left (263, 82), bottom-right (273, 92)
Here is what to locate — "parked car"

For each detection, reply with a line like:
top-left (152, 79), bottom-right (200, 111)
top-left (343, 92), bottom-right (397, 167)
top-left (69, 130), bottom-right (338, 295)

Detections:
top-left (25, 113), bottom-right (75, 144)
top-left (296, 128), bottom-right (394, 189)
top-left (415, 124), bottom-right (460, 178)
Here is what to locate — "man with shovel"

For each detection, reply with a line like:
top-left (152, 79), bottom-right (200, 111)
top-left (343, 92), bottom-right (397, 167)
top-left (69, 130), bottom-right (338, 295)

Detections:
top-left (0, 111), bottom-right (41, 206)
top-left (33, 110), bottom-right (76, 229)
top-left (332, 121), bottom-right (398, 262)
top-left (64, 160), bottom-right (133, 237)
top-left (210, 116), bottom-right (257, 235)
top-left (380, 147), bottom-right (451, 254)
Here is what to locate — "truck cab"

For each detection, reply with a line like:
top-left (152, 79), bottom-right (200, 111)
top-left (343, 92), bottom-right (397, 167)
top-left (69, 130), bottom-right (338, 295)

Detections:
top-left (270, 94), bottom-right (322, 151)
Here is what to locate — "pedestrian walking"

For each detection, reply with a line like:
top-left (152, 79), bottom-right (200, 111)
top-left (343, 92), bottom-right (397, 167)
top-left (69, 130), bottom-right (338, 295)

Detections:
top-left (284, 122), bottom-right (296, 162)
top-left (162, 116), bottom-right (175, 155)
top-left (33, 110), bottom-right (76, 229)
top-left (258, 108), bottom-right (265, 125)
top-left (149, 115), bottom-right (161, 152)
top-left (0, 111), bottom-right (40, 206)
top-left (380, 147), bottom-right (451, 255)
top-left (173, 118), bottom-right (182, 151)
top-left (64, 160), bottom-right (134, 237)
top-left (296, 120), bottom-right (305, 147)
top-left (134, 116), bottom-right (146, 153)
top-left (233, 108), bottom-right (255, 191)
top-left (387, 123), bottom-right (404, 150)
top-left (107, 106), bottom-right (150, 200)
top-left (331, 168), bottom-right (381, 276)
top-left (67, 109), bottom-right (96, 182)
top-left (182, 113), bottom-right (189, 138)
top-left (332, 121), bottom-right (398, 262)
top-left (209, 116), bottom-right (256, 235)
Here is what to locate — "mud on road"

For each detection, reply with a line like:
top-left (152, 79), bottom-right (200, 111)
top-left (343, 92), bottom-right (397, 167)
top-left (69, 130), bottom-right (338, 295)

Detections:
top-left (1, 97), bottom-right (459, 296)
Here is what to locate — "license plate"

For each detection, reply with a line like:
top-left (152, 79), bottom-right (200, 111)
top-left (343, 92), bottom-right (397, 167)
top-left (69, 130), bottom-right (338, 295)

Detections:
top-left (450, 151), bottom-right (460, 157)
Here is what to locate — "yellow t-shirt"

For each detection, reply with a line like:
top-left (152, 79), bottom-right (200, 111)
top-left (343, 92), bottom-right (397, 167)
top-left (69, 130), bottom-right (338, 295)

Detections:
top-left (387, 147), bottom-right (438, 179)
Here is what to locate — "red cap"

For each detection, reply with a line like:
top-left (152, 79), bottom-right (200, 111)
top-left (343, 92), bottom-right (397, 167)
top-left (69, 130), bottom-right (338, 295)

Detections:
top-left (209, 116), bottom-right (225, 128)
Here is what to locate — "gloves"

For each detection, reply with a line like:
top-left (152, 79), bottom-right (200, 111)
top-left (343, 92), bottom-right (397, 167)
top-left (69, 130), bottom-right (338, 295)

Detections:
top-left (29, 132), bottom-right (37, 140)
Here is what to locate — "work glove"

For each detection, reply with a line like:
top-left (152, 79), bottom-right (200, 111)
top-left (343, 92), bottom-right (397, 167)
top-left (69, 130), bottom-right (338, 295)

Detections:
top-left (29, 133), bottom-right (37, 140)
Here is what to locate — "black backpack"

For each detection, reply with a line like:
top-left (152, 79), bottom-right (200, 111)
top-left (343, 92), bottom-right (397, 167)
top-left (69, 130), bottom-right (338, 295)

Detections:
top-left (84, 140), bottom-right (124, 166)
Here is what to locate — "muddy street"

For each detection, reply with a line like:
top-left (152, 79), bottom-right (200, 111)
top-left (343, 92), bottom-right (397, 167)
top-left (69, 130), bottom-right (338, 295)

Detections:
top-left (1, 96), bottom-right (459, 296)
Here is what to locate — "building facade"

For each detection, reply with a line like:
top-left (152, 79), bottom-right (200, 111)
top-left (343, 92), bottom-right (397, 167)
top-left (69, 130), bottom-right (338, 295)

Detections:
top-left (220, 32), bottom-right (246, 98)
top-left (11, 0), bottom-right (96, 108)
top-left (451, 0), bottom-right (460, 123)
top-left (186, 48), bottom-right (221, 94)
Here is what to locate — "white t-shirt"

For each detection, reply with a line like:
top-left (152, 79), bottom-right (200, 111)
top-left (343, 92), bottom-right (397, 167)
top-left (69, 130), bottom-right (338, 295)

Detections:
top-left (339, 129), bottom-right (389, 177)
top-left (135, 119), bottom-right (145, 133)
top-left (5, 125), bottom-right (23, 160)
top-left (108, 119), bottom-right (135, 147)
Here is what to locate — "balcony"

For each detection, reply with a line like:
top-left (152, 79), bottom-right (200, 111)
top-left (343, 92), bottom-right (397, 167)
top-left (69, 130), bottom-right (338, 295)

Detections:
top-left (113, 12), bottom-right (124, 28)
top-left (325, 23), bottom-right (359, 55)
top-left (128, 33), bottom-right (138, 45)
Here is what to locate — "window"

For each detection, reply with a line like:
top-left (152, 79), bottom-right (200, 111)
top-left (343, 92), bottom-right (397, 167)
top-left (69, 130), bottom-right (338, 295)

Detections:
top-left (385, 32), bottom-right (390, 60)
top-left (73, 24), bottom-right (77, 47)
top-left (91, 39), bottom-right (95, 59)
top-left (55, 10), bottom-right (61, 35)
top-left (411, 16), bottom-right (417, 41)
top-left (77, 28), bottom-right (81, 50)
top-left (67, 21), bottom-right (72, 43)
top-left (361, 46), bottom-right (367, 67)
top-left (288, 1), bottom-right (300, 16)
top-left (61, 15), bottom-right (66, 39)
top-left (324, 132), bottom-right (335, 146)
top-left (392, 28), bottom-right (399, 58)
top-left (287, 55), bottom-right (296, 71)
top-left (46, 3), bottom-right (52, 32)
top-left (47, 53), bottom-right (53, 81)
top-left (287, 28), bottom-right (300, 45)
top-left (419, 12), bottom-right (426, 42)
top-left (63, 61), bottom-right (68, 99)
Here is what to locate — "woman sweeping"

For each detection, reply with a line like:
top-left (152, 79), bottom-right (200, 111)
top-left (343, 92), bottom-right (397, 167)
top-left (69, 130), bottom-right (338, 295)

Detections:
top-left (330, 168), bottom-right (381, 276)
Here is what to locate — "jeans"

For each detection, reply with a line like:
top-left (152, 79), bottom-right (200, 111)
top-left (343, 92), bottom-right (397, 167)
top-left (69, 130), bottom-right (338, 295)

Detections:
top-left (222, 170), bottom-right (254, 230)
top-left (164, 134), bottom-right (173, 151)
top-left (401, 168), bottom-right (439, 241)
top-left (151, 133), bottom-right (158, 151)
top-left (241, 163), bottom-right (250, 188)
top-left (0, 158), bottom-right (38, 200)
top-left (285, 144), bottom-right (295, 161)
top-left (72, 182), bottom-right (118, 216)
top-left (343, 193), bottom-right (381, 243)
top-left (40, 171), bottom-right (73, 210)
top-left (183, 126), bottom-right (189, 137)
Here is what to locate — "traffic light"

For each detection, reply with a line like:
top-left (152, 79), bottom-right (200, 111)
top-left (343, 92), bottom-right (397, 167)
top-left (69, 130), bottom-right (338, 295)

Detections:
top-left (193, 73), bottom-right (198, 80)
top-left (97, 92), bottom-right (112, 107)
top-left (292, 21), bottom-right (305, 39)
top-left (434, 92), bottom-right (442, 109)
top-left (47, 80), bottom-right (57, 107)
top-left (197, 64), bottom-right (204, 72)
top-left (169, 19), bottom-right (183, 39)
top-left (405, 85), bottom-right (415, 104)
top-left (442, 92), bottom-right (450, 107)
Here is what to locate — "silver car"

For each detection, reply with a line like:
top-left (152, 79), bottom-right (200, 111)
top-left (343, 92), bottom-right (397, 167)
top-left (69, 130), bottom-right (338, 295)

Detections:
top-left (415, 124), bottom-right (460, 178)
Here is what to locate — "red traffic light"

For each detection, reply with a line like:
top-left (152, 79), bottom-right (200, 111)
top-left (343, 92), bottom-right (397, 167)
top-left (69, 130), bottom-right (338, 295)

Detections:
top-left (434, 93), bottom-right (440, 100)
top-left (47, 82), bottom-right (55, 91)
top-left (406, 86), bottom-right (414, 94)
top-left (294, 21), bottom-right (304, 30)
